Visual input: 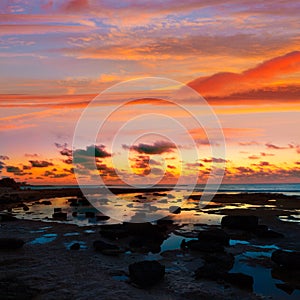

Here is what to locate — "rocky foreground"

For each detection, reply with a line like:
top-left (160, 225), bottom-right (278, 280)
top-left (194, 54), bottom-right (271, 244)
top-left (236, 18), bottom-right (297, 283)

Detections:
top-left (0, 190), bottom-right (300, 299)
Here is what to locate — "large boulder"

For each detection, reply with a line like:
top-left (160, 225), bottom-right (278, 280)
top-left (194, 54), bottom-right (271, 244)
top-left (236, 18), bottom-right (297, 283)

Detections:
top-left (253, 225), bottom-right (284, 239)
top-left (271, 250), bottom-right (300, 269)
top-left (197, 228), bottom-right (230, 246)
top-left (221, 215), bottom-right (258, 230)
top-left (129, 260), bottom-right (165, 288)
top-left (0, 238), bottom-right (25, 250)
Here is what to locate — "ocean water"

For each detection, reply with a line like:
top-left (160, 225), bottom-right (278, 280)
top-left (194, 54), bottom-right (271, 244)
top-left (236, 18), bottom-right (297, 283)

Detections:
top-left (23, 183), bottom-right (300, 196)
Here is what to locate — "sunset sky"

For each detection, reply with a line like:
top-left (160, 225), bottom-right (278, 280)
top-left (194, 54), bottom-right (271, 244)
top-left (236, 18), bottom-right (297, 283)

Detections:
top-left (0, 0), bottom-right (299, 185)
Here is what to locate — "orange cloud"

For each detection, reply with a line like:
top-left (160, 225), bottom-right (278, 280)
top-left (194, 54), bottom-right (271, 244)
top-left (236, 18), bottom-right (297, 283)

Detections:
top-left (188, 51), bottom-right (300, 97)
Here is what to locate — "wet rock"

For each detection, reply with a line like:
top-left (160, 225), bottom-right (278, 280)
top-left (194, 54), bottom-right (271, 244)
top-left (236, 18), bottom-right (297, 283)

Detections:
top-left (96, 215), bottom-right (110, 221)
top-left (40, 200), bottom-right (52, 205)
top-left (0, 212), bottom-right (17, 221)
top-left (0, 238), bottom-right (25, 250)
top-left (253, 226), bottom-right (284, 238)
top-left (222, 273), bottom-right (253, 291)
top-left (53, 207), bottom-right (62, 213)
top-left (70, 243), bottom-right (80, 250)
top-left (85, 211), bottom-right (95, 218)
top-left (183, 239), bottom-right (224, 252)
top-left (129, 237), bottom-right (161, 254)
top-left (276, 283), bottom-right (294, 295)
top-left (272, 267), bottom-right (300, 290)
top-left (72, 211), bottom-right (78, 217)
top-left (169, 206), bottom-right (181, 214)
top-left (22, 205), bottom-right (29, 211)
top-left (52, 212), bottom-right (67, 220)
top-left (77, 198), bottom-right (90, 206)
top-left (197, 228), bottom-right (230, 246)
top-left (93, 240), bottom-right (124, 255)
top-left (221, 215), bottom-right (258, 230)
top-left (271, 250), bottom-right (300, 269)
top-left (100, 224), bottom-right (129, 240)
top-left (156, 219), bottom-right (174, 226)
top-left (129, 260), bottom-right (165, 288)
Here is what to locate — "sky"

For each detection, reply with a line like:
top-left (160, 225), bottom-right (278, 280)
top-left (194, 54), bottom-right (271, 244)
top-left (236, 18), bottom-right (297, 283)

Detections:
top-left (0, 0), bottom-right (300, 185)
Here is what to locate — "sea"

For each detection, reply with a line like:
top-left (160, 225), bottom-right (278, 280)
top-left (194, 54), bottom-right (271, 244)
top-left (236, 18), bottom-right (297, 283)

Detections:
top-left (23, 183), bottom-right (300, 196)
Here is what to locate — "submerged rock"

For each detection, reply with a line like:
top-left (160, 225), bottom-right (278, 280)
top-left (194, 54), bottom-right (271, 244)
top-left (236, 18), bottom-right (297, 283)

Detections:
top-left (0, 238), bottom-right (25, 250)
top-left (221, 215), bottom-right (258, 230)
top-left (271, 250), bottom-right (300, 269)
top-left (129, 260), bottom-right (165, 288)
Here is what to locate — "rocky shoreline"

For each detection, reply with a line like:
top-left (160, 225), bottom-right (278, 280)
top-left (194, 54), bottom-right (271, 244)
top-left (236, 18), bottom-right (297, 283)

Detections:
top-left (0, 190), bottom-right (299, 299)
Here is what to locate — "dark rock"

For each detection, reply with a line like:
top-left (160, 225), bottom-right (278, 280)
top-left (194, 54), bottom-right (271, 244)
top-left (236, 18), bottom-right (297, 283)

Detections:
top-left (0, 213), bottom-right (17, 221)
top-left (0, 238), bottom-right (25, 250)
top-left (53, 207), bottom-right (62, 213)
top-left (276, 283), bottom-right (294, 295)
top-left (93, 240), bottom-right (124, 255)
top-left (96, 215), bottom-right (110, 221)
top-left (70, 243), bottom-right (80, 250)
top-left (40, 200), bottom-right (52, 205)
top-left (22, 205), bottom-right (29, 211)
top-left (272, 250), bottom-right (300, 269)
top-left (223, 273), bottom-right (253, 291)
top-left (100, 224), bottom-right (129, 240)
top-left (254, 227), bottom-right (284, 239)
top-left (184, 239), bottom-right (224, 252)
top-left (85, 211), bottom-right (95, 218)
top-left (0, 177), bottom-right (20, 189)
top-left (77, 198), bottom-right (90, 206)
top-left (156, 219), bottom-right (174, 226)
top-left (129, 237), bottom-right (161, 254)
top-left (52, 212), bottom-right (67, 220)
top-left (198, 228), bottom-right (230, 246)
top-left (72, 211), bottom-right (78, 217)
top-left (169, 206), bottom-right (181, 214)
top-left (129, 260), bottom-right (165, 288)
top-left (221, 215), bottom-right (258, 230)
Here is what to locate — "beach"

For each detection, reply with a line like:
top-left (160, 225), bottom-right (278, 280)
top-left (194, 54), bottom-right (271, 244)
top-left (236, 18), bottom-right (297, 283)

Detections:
top-left (1, 187), bottom-right (299, 299)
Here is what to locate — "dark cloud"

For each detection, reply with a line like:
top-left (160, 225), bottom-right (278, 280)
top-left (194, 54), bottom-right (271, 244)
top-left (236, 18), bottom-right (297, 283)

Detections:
top-left (248, 155), bottom-right (260, 160)
top-left (123, 141), bottom-right (176, 155)
top-left (29, 160), bottom-right (54, 168)
top-left (202, 157), bottom-right (227, 163)
top-left (0, 155), bottom-right (9, 160)
top-left (265, 143), bottom-right (294, 150)
top-left (239, 141), bottom-right (260, 146)
top-left (260, 152), bottom-right (274, 157)
top-left (74, 144), bottom-right (111, 158)
top-left (167, 165), bottom-right (176, 169)
top-left (24, 153), bottom-right (39, 157)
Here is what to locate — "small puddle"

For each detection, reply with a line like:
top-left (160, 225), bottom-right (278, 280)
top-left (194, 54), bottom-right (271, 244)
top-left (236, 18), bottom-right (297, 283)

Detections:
top-left (29, 233), bottom-right (58, 245)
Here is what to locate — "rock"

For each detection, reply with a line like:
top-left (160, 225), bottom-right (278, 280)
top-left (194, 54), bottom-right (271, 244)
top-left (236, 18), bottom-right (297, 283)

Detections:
top-left (276, 283), bottom-right (294, 295)
top-left (0, 277), bottom-right (37, 299)
top-left (0, 212), bottom-right (17, 221)
top-left (156, 219), bottom-right (174, 226)
top-left (52, 212), bottom-right (67, 220)
top-left (100, 224), bottom-right (128, 240)
top-left (0, 238), bottom-right (25, 250)
top-left (195, 252), bottom-right (234, 280)
top-left (40, 200), bottom-right (52, 205)
top-left (129, 260), bottom-right (165, 288)
top-left (85, 211), bottom-right (95, 218)
top-left (221, 215), bottom-right (258, 230)
top-left (223, 273), bottom-right (253, 291)
top-left (169, 206), bottom-right (181, 214)
top-left (93, 240), bottom-right (124, 255)
top-left (254, 226), bottom-right (284, 238)
top-left (183, 239), bottom-right (224, 252)
top-left (129, 237), bottom-right (161, 254)
top-left (70, 243), bottom-right (80, 250)
top-left (96, 215), bottom-right (110, 221)
top-left (271, 250), bottom-right (300, 269)
top-left (77, 198), bottom-right (90, 206)
top-left (72, 212), bottom-right (78, 217)
top-left (54, 208), bottom-right (62, 213)
top-left (22, 205), bottom-right (29, 211)
top-left (198, 228), bottom-right (230, 246)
